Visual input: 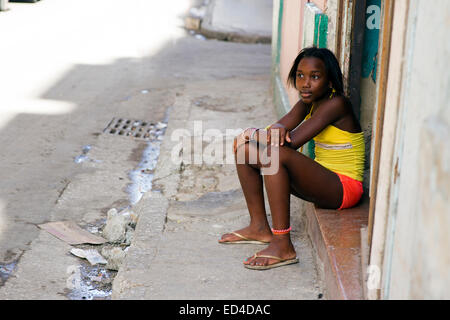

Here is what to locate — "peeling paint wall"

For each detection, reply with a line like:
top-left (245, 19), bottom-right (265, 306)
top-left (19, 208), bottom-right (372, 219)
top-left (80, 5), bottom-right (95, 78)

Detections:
top-left (362, 0), bottom-right (380, 81)
top-left (313, 0), bottom-right (327, 12)
top-left (360, 0), bottom-right (381, 191)
top-left (338, 0), bottom-right (354, 93)
top-left (279, 0), bottom-right (305, 108)
top-left (275, 0), bottom-right (330, 158)
top-left (381, 0), bottom-right (450, 299)
top-left (325, 0), bottom-right (339, 54)
top-left (276, 0), bottom-right (329, 111)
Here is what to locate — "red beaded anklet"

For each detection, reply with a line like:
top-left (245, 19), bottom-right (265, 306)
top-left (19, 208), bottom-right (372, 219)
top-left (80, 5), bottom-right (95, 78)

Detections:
top-left (271, 227), bottom-right (292, 235)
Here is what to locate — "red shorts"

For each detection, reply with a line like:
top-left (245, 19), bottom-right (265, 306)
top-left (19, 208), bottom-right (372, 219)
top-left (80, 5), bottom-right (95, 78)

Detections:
top-left (336, 173), bottom-right (363, 210)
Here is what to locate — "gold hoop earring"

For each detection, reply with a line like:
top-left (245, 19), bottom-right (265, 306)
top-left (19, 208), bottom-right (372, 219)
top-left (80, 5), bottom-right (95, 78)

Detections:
top-left (329, 87), bottom-right (336, 99)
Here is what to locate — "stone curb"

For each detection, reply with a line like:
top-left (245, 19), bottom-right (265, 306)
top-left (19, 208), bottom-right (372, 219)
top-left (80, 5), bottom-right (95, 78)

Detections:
top-left (199, 24), bottom-right (271, 44)
top-left (111, 102), bottom-right (184, 299)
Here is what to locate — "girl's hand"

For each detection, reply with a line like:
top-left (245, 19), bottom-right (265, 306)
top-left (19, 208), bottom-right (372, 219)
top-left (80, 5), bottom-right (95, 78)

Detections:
top-left (266, 123), bottom-right (291, 147)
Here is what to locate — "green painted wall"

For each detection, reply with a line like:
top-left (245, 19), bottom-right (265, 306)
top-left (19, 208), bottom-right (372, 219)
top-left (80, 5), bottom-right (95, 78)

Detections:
top-left (362, 0), bottom-right (381, 82)
top-left (304, 11), bottom-right (329, 159)
top-left (314, 13), bottom-right (328, 48)
top-left (272, 2), bottom-right (331, 159)
top-left (272, 0), bottom-right (292, 117)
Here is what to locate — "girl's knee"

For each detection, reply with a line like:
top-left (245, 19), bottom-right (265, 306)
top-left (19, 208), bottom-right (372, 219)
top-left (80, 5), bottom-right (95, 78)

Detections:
top-left (235, 142), bottom-right (259, 165)
top-left (259, 145), bottom-right (290, 172)
top-left (263, 145), bottom-right (289, 162)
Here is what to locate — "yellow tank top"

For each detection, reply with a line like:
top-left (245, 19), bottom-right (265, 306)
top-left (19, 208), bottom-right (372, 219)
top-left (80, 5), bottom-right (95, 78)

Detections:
top-left (304, 105), bottom-right (365, 181)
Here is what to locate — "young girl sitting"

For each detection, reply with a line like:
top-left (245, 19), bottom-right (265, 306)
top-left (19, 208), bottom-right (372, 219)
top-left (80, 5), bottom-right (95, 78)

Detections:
top-left (218, 47), bottom-right (365, 270)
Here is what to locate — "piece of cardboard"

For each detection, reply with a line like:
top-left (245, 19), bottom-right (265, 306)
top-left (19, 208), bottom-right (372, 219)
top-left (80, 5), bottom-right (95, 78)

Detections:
top-left (38, 220), bottom-right (107, 245)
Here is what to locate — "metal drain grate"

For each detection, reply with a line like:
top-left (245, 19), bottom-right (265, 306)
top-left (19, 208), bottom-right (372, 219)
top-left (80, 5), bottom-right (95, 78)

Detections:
top-left (103, 118), bottom-right (166, 140)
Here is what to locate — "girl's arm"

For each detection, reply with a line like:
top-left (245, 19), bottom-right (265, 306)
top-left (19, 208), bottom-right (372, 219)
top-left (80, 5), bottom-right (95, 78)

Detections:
top-left (252, 99), bottom-right (309, 146)
top-left (289, 96), bottom-right (349, 150)
top-left (267, 99), bottom-right (309, 131)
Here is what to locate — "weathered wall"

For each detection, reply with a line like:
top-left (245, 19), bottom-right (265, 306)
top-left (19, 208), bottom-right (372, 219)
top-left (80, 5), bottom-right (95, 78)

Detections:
top-left (313, 0), bottom-right (327, 12)
top-left (380, 0), bottom-right (450, 299)
top-left (360, 0), bottom-right (381, 191)
top-left (278, 0), bottom-right (330, 109)
top-left (279, 0), bottom-right (306, 107)
top-left (324, 0), bottom-right (339, 54)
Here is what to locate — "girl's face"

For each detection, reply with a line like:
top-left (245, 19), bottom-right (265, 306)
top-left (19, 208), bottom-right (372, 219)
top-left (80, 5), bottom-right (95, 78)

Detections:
top-left (296, 57), bottom-right (331, 104)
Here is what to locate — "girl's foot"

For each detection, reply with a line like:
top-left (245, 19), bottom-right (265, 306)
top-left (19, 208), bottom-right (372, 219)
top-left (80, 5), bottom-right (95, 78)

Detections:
top-left (218, 225), bottom-right (272, 244)
top-left (244, 235), bottom-right (297, 267)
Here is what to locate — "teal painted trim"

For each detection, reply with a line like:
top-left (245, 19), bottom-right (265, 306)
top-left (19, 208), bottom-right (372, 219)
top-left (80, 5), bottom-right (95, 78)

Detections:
top-left (276, 0), bottom-right (283, 66)
top-left (313, 15), bottom-right (319, 46)
top-left (271, 0), bottom-right (315, 159)
top-left (271, 0), bottom-right (281, 76)
top-left (314, 14), bottom-right (328, 48)
top-left (272, 0), bottom-right (289, 119)
top-left (304, 140), bottom-right (316, 159)
top-left (318, 14), bottom-right (328, 48)
top-left (307, 12), bottom-right (326, 159)
top-left (362, 0), bottom-right (381, 82)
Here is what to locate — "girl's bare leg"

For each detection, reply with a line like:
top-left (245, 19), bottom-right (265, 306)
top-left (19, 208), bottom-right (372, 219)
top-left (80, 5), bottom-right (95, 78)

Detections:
top-left (245, 145), bottom-right (343, 267)
top-left (219, 142), bottom-right (272, 243)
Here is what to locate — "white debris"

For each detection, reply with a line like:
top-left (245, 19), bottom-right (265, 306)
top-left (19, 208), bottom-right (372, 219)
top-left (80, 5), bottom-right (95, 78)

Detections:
top-left (102, 208), bottom-right (132, 243)
top-left (69, 248), bottom-right (108, 266)
top-left (195, 34), bottom-right (206, 41)
top-left (70, 248), bottom-right (87, 259)
top-left (84, 250), bottom-right (108, 265)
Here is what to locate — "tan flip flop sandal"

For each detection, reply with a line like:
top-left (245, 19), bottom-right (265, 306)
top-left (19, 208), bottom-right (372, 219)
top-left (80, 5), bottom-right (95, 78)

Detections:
top-left (218, 232), bottom-right (270, 245)
top-left (244, 254), bottom-right (299, 270)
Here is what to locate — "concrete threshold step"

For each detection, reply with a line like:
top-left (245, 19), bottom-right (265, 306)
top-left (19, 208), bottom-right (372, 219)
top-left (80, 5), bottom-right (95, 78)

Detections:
top-left (305, 195), bottom-right (369, 300)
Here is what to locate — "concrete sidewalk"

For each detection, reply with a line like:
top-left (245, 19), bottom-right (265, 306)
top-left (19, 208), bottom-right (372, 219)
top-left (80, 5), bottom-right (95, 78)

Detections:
top-left (0, 0), bottom-right (322, 301)
top-left (111, 2), bottom-right (323, 299)
top-left (112, 63), bottom-right (323, 300)
top-left (101, 0), bottom-right (324, 299)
